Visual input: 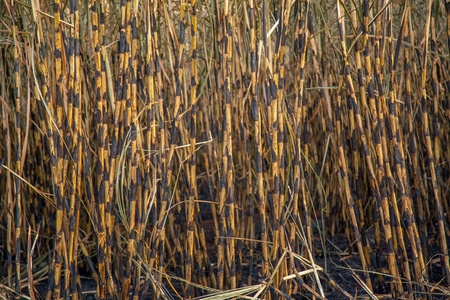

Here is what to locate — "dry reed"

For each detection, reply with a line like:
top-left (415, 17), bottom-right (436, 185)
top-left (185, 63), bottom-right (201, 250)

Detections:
top-left (1, 0), bottom-right (450, 299)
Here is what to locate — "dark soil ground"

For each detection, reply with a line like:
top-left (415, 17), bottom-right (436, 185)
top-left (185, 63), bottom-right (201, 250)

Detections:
top-left (31, 201), bottom-right (450, 299)
top-left (33, 231), bottom-right (449, 300)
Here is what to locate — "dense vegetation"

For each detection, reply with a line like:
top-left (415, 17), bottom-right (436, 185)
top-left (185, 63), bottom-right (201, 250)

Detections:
top-left (1, 0), bottom-right (450, 299)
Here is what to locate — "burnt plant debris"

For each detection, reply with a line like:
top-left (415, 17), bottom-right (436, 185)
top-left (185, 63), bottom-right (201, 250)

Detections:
top-left (1, 0), bottom-right (450, 299)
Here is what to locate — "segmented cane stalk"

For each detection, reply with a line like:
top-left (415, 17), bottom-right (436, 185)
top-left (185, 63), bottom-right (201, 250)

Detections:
top-left (91, 0), bottom-right (106, 297)
top-left (100, 0), bottom-right (111, 289)
top-left (232, 29), bottom-right (251, 284)
top-left (4, 55), bottom-right (13, 291)
top-left (404, 19), bottom-right (428, 283)
top-left (447, 1), bottom-right (450, 51)
top-left (199, 74), bottom-right (219, 288)
top-left (142, 0), bottom-right (154, 246)
top-left (67, 0), bottom-right (82, 297)
top-left (387, 4), bottom-right (426, 290)
top-left (335, 1), bottom-right (373, 290)
top-left (233, 29), bottom-right (247, 287)
top-left (110, 0), bottom-right (127, 179)
top-left (120, 0), bottom-right (133, 295)
top-left (141, 3), bottom-right (156, 287)
top-left (274, 2), bottom-right (292, 271)
top-left (245, 122), bottom-right (254, 287)
top-left (431, 0), bottom-right (439, 179)
top-left (420, 0), bottom-right (450, 283)
top-left (70, 1), bottom-right (82, 297)
top-left (363, 9), bottom-right (399, 294)
top-left (98, 1), bottom-right (113, 295)
top-left (67, 0), bottom-right (76, 269)
top-left (292, 2), bottom-right (315, 293)
top-left (52, 0), bottom-right (66, 296)
top-left (107, 0), bottom-right (127, 284)
top-left (268, 6), bottom-right (280, 266)
top-left (335, 68), bottom-right (374, 291)
top-left (431, 0), bottom-right (450, 234)
top-left (289, 2), bottom-right (318, 295)
top-left (11, 6), bottom-right (22, 294)
top-left (377, 6), bottom-right (412, 290)
top-left (346, 60), bottom-right (360, 241)
top-left (348, 0), bottom-right (365, 228)
top-left (307, 9), bottom-right (332, 264)
top-left (186, 0), bottom-right (198, 296)
top-left (350, 1), bottom-right (370, 140)
top-left (151, 2), bottom-right (161, 246)
top-left (148, 0), bottom-right (166, 274)
top-left (150, 1), bottom-right (186, 292)
top-left (292, 0), bottom-right (308, 252)
top-left (33, 0), bottom-right (58, 255)
top-left (372, 23), bottom-right (404, 295)
top-left (361, 0), bottom-right (382, 265)
top-left (223, 0), bottom-right (236, 289)
top-left (120, 0), bottom-right (132, 183)
top-left (129, 10), bottom-right (141, 299)
top-left (444, 1), bottom-right (450, 219)
top-left (300, 4), bottom-right (310, 204)
top-left (216, 1), bottom-right (226, 289)
top-left (248, 0), bottom-right (268, 279)
top-left (123, 8), bottom-right (139, 299)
